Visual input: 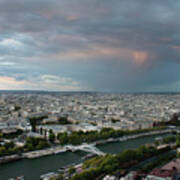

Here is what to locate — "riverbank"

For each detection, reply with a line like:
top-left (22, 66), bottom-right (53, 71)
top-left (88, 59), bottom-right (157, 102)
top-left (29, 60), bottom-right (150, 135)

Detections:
top-left (95, 128), bottom-right (173, 145)
top-left (23, 128), bottom-right (174, 159)
top-left (0, 154), bottom-right (23, 165)
top-left (0, 128), bottom-right (174, 165)
top-left (0, 132), bottom-right (175, 180)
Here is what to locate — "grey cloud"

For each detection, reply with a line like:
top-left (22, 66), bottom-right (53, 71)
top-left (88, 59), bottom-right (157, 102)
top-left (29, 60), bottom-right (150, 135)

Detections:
top-left (0, 0), bottom-right (180, 91)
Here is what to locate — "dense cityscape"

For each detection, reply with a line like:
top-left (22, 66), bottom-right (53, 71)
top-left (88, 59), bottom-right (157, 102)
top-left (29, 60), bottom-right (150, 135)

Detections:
top-left (1, 92), bottom-right (180, 133)
top-left (0, 92), bottom-right (180, 179)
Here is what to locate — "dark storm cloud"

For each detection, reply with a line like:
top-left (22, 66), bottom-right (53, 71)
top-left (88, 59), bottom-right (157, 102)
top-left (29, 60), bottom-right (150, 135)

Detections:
top-left (0, 0), bottom-right (180, 91)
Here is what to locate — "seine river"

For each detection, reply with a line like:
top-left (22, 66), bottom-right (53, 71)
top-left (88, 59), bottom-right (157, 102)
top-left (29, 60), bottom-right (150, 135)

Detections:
top-left (0, 133), bottom-right (174, 180)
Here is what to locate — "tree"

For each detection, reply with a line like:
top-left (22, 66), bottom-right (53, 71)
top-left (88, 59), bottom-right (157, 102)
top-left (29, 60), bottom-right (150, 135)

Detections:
top-left (49, 130), bottom-right (55, 143)
top-left (69, 167), bottom-right (76, 175)
top-left (176, 137), bottom-right (180, 147)
top-left (29, 118), bottom-right (37, 132)
top-left (58, 116), bottom-right (71, 125)
top-left (4, 142), bottom-right (15, 149)
top-left (40, 127), bottom-right (43, 135)
top-left (14, 105), bottom-right (21, 111)
top-left (37, 140), bottom-right (48, 149)
top-left (58, 132), bottom-right (69, 144)
top-left (0, 133), bottom-right (2, 140)
top-left (0, 146), bottom-right (6, 156)
top-left (25, 137), bottom-right (49, 151)
top-left (163, 136), bottom-right (176, 144)
top-left (29, 115), bottom-right (48, 132)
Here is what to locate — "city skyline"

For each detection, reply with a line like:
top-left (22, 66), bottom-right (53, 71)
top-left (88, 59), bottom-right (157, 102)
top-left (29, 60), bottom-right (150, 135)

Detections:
top-left (0, 0), bottom-right (180, 92)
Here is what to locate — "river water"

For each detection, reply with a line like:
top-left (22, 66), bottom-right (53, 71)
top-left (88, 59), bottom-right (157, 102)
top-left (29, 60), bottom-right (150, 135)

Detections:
top-left (0, 133), bottom-right (174, 180)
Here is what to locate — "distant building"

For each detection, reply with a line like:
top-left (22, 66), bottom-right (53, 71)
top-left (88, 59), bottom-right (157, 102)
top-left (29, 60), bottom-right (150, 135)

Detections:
top-left (2, 128), bottom-right (19, 135)
top-left (146, 158), bottom-right (180, 180)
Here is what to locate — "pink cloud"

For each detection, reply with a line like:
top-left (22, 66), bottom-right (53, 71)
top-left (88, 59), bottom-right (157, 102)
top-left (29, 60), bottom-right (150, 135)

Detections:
top-left (51, 45), bottom-right (149, 65)
top-left (159, 37), bottom-right (171, 42)
top-left (172, 45), bottom-right (180, 50)
top-left (0, 76), bottom-right (33, 90)
top-left (0, 75), bottom-right (88, 91)
top-left (66, 15), bottom-right (79, 21)
top-left (40, 8), bottom-right (79, 21)
top-left (52, 46), bottom-right (130, 59)
top-left (133, 51), bottom-right (148, 65)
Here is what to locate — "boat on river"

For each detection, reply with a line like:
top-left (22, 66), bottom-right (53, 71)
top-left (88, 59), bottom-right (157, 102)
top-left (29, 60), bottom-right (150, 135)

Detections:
top-left (9, 176), bottom-right (24, 180)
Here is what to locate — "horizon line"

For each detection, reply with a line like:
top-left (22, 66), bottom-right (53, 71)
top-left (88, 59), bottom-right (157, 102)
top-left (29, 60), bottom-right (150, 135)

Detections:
top-left (0, 90), bottom-right (180, 94)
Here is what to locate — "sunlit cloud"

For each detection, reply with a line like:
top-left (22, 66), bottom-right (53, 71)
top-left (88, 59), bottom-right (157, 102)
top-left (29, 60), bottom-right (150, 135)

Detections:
top-left (51, 46), bottom-right (149, 65)
top-left (0, 61), bottom-right (16, 66)
top-left (0, 74), bottom-right (89, 91)
top-left (0, 38), bottom-right (22, 47)
top-left (0, 76), bottom-right (33, 90)
top-left (133, 51), bottom-right (148, 65)
top-left (172, 46), bottom-right (180, 50)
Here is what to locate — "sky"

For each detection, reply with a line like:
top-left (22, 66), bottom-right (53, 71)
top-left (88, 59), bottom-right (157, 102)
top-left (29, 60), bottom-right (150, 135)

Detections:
top-left (0, 0), bottom-right (180, 92)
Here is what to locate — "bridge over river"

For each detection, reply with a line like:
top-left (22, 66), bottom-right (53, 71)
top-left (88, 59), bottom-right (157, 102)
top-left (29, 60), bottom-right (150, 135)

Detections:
top-left (65, 143), bottom-right (106, 156)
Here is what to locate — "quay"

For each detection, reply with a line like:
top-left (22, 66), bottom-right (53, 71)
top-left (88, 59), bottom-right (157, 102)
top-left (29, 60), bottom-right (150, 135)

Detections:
top-left (23, 146), bottom-right (67, 159)
top-left (95, 129), bottom-right (173, 145)
top-left (23, 129), bottom-right (173, 159)
top-left (0, 154), bottom-right (23, 165)
top-left (0, 128), bottom-right (175, 162)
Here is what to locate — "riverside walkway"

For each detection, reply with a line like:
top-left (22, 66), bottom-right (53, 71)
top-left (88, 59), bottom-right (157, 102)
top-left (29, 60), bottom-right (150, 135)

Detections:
top-left (21, 128), bottom-right (174, 159)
